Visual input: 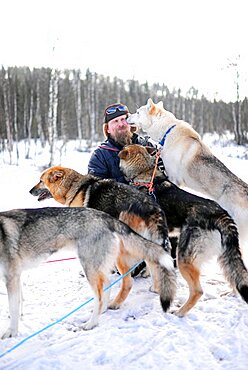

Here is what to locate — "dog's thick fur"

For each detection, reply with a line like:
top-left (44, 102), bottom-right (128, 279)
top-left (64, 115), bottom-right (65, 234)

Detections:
top-left (30, 166), bottom-right (171, 278)
top-left (118, 144), bottom-right (248, 315)
top-left (0, 207), bottom-right (176, 338)
top-left (127, 98), bottom-right (248, 249)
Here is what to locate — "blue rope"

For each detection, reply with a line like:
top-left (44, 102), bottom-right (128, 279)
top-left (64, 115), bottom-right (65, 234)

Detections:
top-left (159, 124), bottom-right (176, 147)
top-left (0, 260), bottom-right (144, 359)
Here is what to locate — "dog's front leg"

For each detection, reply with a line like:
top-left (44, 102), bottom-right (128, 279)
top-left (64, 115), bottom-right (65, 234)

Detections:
top-left (20, 284), bottom-right (24, 318)
top-left (2, 275), bottom-right (21, 339)
top-left (81, 272), bottom-right (107, 330)
top-left (82, 296), bottom-right (100, 330)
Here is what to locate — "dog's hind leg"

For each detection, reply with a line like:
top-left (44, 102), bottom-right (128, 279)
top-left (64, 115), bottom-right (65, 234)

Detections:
top-left (174, 226), bottom-right (204, 316)
top-left (174, 261), bottom-right (203, 317)
top-left (2, 273), bottom-right (22, 339)
top-left (108, 246), bottom-right (133, 310)
top-left (102, 286), bottom-right (111, 313)
top-left (82, 272), bottom-right (108, 330)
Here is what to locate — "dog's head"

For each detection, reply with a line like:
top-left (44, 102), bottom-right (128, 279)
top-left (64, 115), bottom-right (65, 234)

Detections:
top-left (127, 98), bottom-right (176, 140)
top-left (118, 144), bottom-right (156, 179)
top-left (127, 98), bottom-right (164, 130)
top-left (29, 166), bottom-right (78, 205)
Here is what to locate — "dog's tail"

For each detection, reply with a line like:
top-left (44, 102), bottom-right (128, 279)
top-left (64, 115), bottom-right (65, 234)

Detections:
top-left (212, 210), bottom-right (248, 303)
top-left (116, 226), bottom-right (177, 312)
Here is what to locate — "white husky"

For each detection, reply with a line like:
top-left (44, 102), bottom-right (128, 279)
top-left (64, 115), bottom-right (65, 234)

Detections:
top-left (127, 98), bottom-right (248, 256)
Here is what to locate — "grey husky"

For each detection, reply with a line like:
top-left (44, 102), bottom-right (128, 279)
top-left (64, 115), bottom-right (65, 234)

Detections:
top-left (0, 207), bottom-right (176, 339)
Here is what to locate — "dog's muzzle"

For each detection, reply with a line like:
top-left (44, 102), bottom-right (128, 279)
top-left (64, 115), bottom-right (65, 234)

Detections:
top-left (29, 187), bottom-right (53, 201)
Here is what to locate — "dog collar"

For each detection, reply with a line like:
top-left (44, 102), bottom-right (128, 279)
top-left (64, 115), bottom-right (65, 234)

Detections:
top-left (159, 124), bottom-right (176, 147)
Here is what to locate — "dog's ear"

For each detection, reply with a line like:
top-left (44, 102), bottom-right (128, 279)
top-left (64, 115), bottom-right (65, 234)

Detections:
top-left (49, 170), bottom-right (64, 183)
top-left (147, 98), bottom-right (157, 114)
top-left (118, 149), bottom-right (128, 160)
top-left (146, 98), bottom-right (154, 110)
top-left (157, 101), bottom-right (164, 109)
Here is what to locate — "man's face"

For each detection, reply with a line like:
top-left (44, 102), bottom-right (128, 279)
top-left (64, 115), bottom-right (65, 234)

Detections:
top-left (107, 115), bottom-right (130, 136)
top-left (107, 115), bottom-right (132, 146)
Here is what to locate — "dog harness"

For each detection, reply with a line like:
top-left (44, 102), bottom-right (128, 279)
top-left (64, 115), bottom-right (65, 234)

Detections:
top-left (129, 150), bottom-right (161, 201)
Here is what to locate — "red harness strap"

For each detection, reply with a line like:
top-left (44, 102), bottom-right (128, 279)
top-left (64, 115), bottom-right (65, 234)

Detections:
top-left (132, 150), bottom-right (161, 194)
top-left (98, 145), bottom-right (120, 152)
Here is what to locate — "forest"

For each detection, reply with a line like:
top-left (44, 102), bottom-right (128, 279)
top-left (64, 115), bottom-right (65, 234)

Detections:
top-left (0, 66), bottom-right (247, 164)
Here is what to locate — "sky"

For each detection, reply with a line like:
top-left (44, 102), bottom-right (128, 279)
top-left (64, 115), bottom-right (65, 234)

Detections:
top-left (0, 136), bottom-right (248, 368)
top-left (1, 0), bottom-right (248, 103)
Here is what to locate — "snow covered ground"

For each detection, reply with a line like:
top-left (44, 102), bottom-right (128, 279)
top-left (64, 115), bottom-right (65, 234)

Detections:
top-left (0, 135), bottom-right (248, 369)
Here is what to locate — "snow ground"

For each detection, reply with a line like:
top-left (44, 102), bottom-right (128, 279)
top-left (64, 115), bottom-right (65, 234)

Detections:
top-left (0, 136), bottom-right (248, 369)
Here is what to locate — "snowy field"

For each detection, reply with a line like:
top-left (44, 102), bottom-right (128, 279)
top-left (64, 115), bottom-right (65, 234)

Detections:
top-left (0, 135), bottom-right (248, 369)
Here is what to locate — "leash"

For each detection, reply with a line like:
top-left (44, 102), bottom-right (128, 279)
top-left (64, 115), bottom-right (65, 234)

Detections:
top-left (148, 150), bottom-right (161, 193)
top-left (0, 260), bottom-right (144, 359)
top-left (132, 150), bottom-right (161, 200)
top-left (45, 257), bottom-right (77, 264)
top-left (158, 124), bottom-right (176, 147)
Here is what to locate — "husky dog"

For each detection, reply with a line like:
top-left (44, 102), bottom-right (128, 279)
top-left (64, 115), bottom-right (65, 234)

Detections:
top-left (0, 207), bottom-right (176, 338)
top-left (127, 98), bottom-right (248, 250)
top-left (118, 144), bottom-right (248, 315)
top-left (30, 167), bottom-right (171, 278)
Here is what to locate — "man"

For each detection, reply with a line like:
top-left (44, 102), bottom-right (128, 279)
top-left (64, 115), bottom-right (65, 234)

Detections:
top-left (88, 103), bottom-right (151, 183)
top-left (88, 103), bottom-right (177, 273)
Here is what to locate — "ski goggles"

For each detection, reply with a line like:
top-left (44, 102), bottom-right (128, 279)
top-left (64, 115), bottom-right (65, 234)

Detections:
top-left (105, 105), bottom-right (128, 115)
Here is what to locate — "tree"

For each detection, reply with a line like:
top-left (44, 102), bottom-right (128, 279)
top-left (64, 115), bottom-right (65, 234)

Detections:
top-left (2, 68), bottom-right (13, 163)
top-left (48, 69), bottom-right (59, 166)
top-left (226, 55), bottom-right (244, 144)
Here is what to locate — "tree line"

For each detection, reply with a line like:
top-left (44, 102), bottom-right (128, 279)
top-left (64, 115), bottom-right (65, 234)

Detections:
top-left (0, 66), bottom-right (247, 164)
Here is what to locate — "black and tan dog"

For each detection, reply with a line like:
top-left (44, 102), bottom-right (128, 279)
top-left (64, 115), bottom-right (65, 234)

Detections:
top-left (30, 166), bottom-right (172, 283)
top-left (118, 144), bottom-right (248, 315)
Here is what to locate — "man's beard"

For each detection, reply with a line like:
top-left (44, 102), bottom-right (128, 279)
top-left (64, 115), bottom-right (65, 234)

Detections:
top-left (111, 129), bottom-right (132, 146)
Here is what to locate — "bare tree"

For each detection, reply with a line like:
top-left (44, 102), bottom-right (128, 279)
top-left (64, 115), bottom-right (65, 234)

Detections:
top-left (2, 69), bottom-right (13, 164)
top-left (226, 55), bottom-right (243, 144)
top-left (48, 69), bottom-right (59, 166)
top-left (73, 70), bottom-right (82, 143)
top-left (25, 88), bottom-right (34, 159)
top-left (36, 77), bottom-right (46, 148)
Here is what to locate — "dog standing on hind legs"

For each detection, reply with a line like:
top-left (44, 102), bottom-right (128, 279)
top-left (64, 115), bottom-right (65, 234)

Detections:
top-left (0, 207), bottom-right (176, 338)
top-left (127, 98), bottom-right (248, 259)
top-left (118, 144), bottom-right (248, 315)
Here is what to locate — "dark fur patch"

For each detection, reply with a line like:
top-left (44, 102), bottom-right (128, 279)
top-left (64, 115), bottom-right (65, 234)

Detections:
top-left (239, 286), bottom-right (248, 303)
top-left (160, 297), bottom-right (171, 312)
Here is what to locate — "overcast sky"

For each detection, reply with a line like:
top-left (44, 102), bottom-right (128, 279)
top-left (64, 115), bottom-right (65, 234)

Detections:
top-left (1, 0), bottom-right (247, 102)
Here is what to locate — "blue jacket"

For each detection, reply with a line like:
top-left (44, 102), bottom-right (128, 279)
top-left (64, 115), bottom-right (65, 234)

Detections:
top-left (88, 134), bottom-right (150, 183)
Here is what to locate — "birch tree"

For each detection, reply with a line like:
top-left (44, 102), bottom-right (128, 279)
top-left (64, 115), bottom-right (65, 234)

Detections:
top-left (73, 69), bottom-right (82, 143)
top-left (48, 69), bottom-right (59, 166)
top-left (226, 55), bottom-right (243, 144)
top-left (2, 69), bottom-right (13, 163)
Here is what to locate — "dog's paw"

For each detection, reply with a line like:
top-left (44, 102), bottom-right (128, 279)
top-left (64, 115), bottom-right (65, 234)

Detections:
top-left (108, 301), bottom-right (120, 310)
top-left (1, 327), bottom-right (18, 339)
top-left (149, 286), bottom-right (159, 294)
top-left (171, 309), bottom-right (185, 317)
top-left (81, 321), bottom-right (98, 331)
